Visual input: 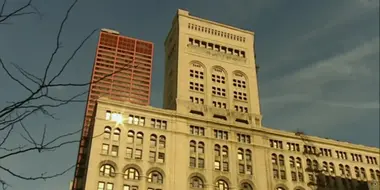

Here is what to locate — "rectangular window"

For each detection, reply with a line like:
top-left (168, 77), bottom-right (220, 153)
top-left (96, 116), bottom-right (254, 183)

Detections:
top-left (158, 152), bottom-right (165, 163)
top-left (101, 144), bottom-right (109, 155)
top-left (105, 111), bottom-right (111, 120)
top-left (214, 161), bottom-right (220, 170)
top-left (135, 149), bottom-right (142, 159)
top-left (291, 171), bottom-right (297, 181)
top-left (126, 148), bottom-right (133, 158)
top-left (106, 183), bottom-right (114, 190)
top-left (247, 165), bottom-right (252, 175)
top-left (222, 162), bottom-right (229, 171)
top-left (111, 145), bottom-right (118, 156)
top-left (162, 121), bottom-right (167, 129)
top-left (280, 170), bottom-right (286, 180)
top-left (198, 158), bottom-right (205, 168)
top-left (298, 172), bottom-right (304, 182)
top-left (190, 157), bottom-right (196, 167)
top-left (213, 129), bottom-right (228, 140)
top-left (273, 169), bottom-right (279, 179)
top-left (149, 151), bottom-right (156, 162)
top-left (200, 127), bottom-right (205, 136)
top-left (139, 117), bottom-right (145, 126)
top-left (111, 113), bottom-right (122, 122)
top-left (239, 164), bottom-right (245, 174)
top-left (123, 185), bottom-right (138, 190)
top-left (98, 182), bottom-right (105, 190)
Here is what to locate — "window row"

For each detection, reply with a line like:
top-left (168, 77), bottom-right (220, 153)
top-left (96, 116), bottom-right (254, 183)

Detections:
top-left (234, 105), bottom-right (248, 113)
top-left (214, 130), bottom-right (228, 140)
top-left (189, 81), bottom-right (204, 92)
top-left (190, 126), bottom-right (252, 144)
top-left (188, 23), bottom-right (247, 43)
top-left (190, 96), bottom-right (204, 105)
top-left (233, 91), bottom-right (247, 101)
top-left (269, 139), bottom-right (379, 165)
top-left (233, 79), bottom-right (246, 88)
top-left (188, 38), bottom-right (246, 57)
top-left (104, 111), bottom-right (168, 130)
top-left (190, 69), bottom-right (204, 79)
top-left (212, 86), bottom-right (226, 97)
top-left (212, 74), bottom-right (225, 84)
top-left (99, 164), bottom-right (164, 184)
top-left (212, 101), bottom-right (227, 109)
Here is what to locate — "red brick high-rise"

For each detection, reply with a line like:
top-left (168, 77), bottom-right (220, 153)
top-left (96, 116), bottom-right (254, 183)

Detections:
top-left (71, 28), bottom-right (154, 190)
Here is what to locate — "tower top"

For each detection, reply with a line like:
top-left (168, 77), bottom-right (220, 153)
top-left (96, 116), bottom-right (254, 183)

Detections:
top-left (100, 28), bottom-right (120, 35)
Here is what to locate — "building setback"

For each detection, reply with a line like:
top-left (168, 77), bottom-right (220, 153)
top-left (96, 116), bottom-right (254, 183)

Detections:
top-left (76, 9), bottom-right (380, 190)
top-left (71, 29), bottom-right (154, 190)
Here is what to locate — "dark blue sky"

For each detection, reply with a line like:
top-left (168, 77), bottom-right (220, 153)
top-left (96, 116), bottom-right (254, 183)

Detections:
top-left (0, 0), bottom-right (379, 189)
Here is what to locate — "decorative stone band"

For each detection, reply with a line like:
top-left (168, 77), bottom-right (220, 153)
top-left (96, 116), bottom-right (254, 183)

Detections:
top-left (186, 44), bottom-right (247, 64)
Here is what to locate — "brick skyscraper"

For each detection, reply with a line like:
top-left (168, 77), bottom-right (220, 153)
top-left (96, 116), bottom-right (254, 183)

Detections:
top-left (71, 28), bottom-right (154, 190)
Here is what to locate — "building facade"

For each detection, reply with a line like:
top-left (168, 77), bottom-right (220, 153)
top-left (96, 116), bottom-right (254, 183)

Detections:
top-left (80, 10), bottom-right (380, 190)
top-left (72, 29), bottom-right (154, 190)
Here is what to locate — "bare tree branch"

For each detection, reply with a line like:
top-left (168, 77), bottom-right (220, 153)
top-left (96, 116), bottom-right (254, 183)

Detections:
top-left (0, 0), bottom-right (38, 23)
top-left (42, 0), bottom-right (79, 84)
top-left (0, 58), bottom-right (33, 93)
top-left (0, 0), bottom-right (144, 188)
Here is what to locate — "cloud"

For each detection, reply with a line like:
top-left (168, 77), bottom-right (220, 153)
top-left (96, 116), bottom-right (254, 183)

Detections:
top-left (319, 100), bottom-right (379, 109)
top-left (297, 0), bottom-right (379, 43)
top-left (295, 37), bottom-right (379, 81)
top-left (261, 36), bottom-right (379, 136)
top-left (262, 36), bottom-right (379, 93)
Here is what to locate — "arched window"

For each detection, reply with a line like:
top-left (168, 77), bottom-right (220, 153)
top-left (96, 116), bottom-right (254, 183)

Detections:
top-left (289, 156), bottom-right (295, 167)
top-left (124, 168), bottom-right (139, 180)
top-left (339, 164), bottom-right (345, 175)
top-left (345, 165), bottom-right (351, 177)
top-left (113, 128), bottom-right (120, 141)
top-left (238, 148), bottom-right (244, 160)
top-left (306, 159), bottom-right (312, 169)
top-left (240, 182), bottom-right (253, 190)
top-left (99, 164), bottom-right (115, 177)
top-left (190, 140), bottom-right (196, 153)
top-left (354, 167), bottom-right (360, 178)
top-left (147, 171), bottom-right (163, 184)
top-left (190, 176), bottom-right (204, 188)
top-left (276, 187), bottom-right (285, 190)
top-left (198, 142), bottom-right (204, 153)
top-left (136, 132), bottom-right (143, 145)
top-left (329, 163), bottom-right (335, 174)
top-left (104, 126), bottom-right (111, 139)
top-left (150, 134), bottom-right (157, 147)
top-left (296, 157), bottom-right (302, 168)
top-left (215, 180), bottom-right (228, 190)
top-left (214, 145), bottom-right (221, 156)
top-left (360, 168), bottom-right (366, 179)
top-left (271, 154), bottom-right (278, 165)
top-left (127, 130), bottom-right (134, 143)
top-left (245, 149), bottom-right (252, 161)
top-left (376, 170), bottom-right (380, 180)
top-left (312, 160), bottom-right (319, 170)
top-left (279, 155), bottom-right (284, 166)
top-left (222, 146), bottom-right (228, 157)
top-left (322, 162), bottom-right (328, 172)
top-left (370, 169), bottom-right (376, 180)
top-left (159, 135), bottom-right (166, 148)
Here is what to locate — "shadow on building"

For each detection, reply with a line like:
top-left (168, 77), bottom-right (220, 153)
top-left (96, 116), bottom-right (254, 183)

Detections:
top-left (307, 171), bottom-right (378, 190)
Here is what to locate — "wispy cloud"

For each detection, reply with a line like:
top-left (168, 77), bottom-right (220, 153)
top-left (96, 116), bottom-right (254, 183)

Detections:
top-left (319, 100), bottom-right (379, 109)
top-left (298, 0), bottom-right (379, 42)
top-left (261, 35), bottom-right (379, 136)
